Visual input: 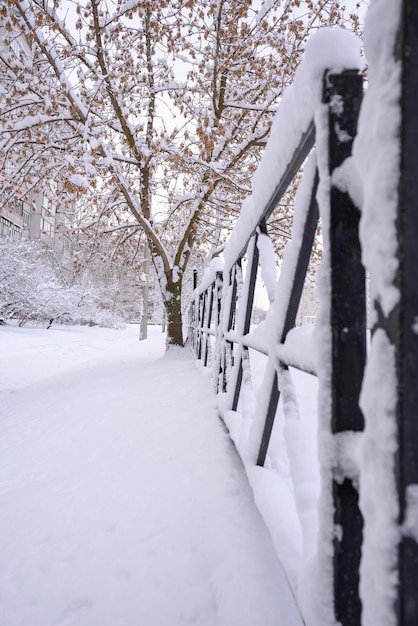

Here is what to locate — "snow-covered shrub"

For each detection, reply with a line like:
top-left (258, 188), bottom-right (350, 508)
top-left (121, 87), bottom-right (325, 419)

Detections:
top-left (0, 238), bottom-right (126, 328)
top-left (0, 238), bottom-right (63, 326)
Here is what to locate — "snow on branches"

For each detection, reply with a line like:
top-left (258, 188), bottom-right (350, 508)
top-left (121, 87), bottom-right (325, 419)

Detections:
top-left (0, 0), bottom-right (363, 344)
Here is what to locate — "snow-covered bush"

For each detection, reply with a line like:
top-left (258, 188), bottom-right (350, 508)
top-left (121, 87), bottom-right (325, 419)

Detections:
top-left (0, 238), bottom-right (62, 325)
top-left (0, 238), bottom-right (126, 328)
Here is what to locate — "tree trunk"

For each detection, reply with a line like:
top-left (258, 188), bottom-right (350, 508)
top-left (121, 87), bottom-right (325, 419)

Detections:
top-left (164, 278), bottom-right (184, 347)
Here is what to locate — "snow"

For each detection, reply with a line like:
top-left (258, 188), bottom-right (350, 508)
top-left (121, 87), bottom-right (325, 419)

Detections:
top-left (277, 325), bottom-right (316, 375)
top-left (352, 1), bottom-right (403, 623)
top-left (196, 256), bottom-right (224, 295)
top-left (403, 485), bottom-right (418, 543)
top-left (246, 363), bottom-right (320, 596)
top-left (256, 232), bottom-right (277, 304)
top-left (359, 330), bottom-right (399, 626)
top-left (303, 63), bottom-right (336, 626)
top-left (69, 173), bottom-right (89, 188)
top-left (0, 323), bottom-right (303, 626)
top-left (353, 0), bottom-right (401, 322)
top-left (331, 155), bottom-right (363, 210)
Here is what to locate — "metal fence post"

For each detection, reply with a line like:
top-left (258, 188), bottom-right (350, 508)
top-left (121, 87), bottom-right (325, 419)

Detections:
top-left (197, 291), bottom-right (206, 360)
top-left (220, 265), bottom-right (238, 393)
top-left (214, 271), bottom-right (224, 392)
top-left (324, 69), bottom-right (365, 626)
top-left (203, 284), bottom-right (215, 367)
top-left (395, 2), bottom-right (418, 623)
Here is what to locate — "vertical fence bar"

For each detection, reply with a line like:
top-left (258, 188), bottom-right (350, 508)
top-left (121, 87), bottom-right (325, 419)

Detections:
top-left (197, 290), bottom-right (206, 360)
top-left (324, 70), bottom-right (365, 626)
top-left (231, 234), bottom-right (260, 412)
top-left (195, 293), bottom-right (203, 356)
top-left (188, 295), bottom-right (195, 351)
top-left (256, 179), bottom-right (319, 467)
top-left (243, 228), bottom-right (263, 335)
top-left (221, 265), bottom-right (238, 393)
top-left (396, 2), bottom-right (418, 623)
top-left (204, 284), bottom-right (215, 367)
top-left (215, 271), bottom-right (224, 392)
top-left (189, 270), bottom-right (199, 352)
top-left (256, 368), bottom-right (280, 467)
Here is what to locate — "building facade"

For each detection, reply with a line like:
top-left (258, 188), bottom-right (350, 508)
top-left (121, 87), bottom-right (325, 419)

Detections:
top-left (0, 19), bottom-right (73, 266)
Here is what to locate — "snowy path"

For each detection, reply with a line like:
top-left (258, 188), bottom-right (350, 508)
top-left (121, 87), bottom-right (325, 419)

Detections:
top-left (0, 325), bottom-right (303, 626)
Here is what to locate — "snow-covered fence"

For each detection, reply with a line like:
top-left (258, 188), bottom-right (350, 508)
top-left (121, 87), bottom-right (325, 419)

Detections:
top-left (189, 3), bottom-right (418, 624)
top-left (189, 26), bottom-right (365, 626)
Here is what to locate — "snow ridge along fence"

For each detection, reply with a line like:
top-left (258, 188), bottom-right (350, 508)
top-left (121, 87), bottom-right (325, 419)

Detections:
top-left (188, 5), bottom-right (418, 625)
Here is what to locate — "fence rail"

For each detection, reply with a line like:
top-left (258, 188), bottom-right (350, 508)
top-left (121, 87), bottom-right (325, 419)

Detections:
top-left (187, 5), bottom-right (418, 625)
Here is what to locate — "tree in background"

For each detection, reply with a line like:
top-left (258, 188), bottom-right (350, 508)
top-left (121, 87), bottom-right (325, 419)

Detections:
top-left (0, 0), bottom-right (362, 345)
top-left (0, 237), bottom-right (84, 326)
top-left (70, 222), bottom-right (157, 325)
top-left (0, 234), bottom-right (146, 328)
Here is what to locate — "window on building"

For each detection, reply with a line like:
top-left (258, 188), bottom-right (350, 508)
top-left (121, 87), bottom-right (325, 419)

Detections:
top-left (14, 199), bottom-right (23, 216)
top-left (26, 190), bottom-right (37, 212)
top-left (0, 216), bottom-right (21, 238)
top-left (41, 218), bottom-right (54, 237)
top-left (23, 210), bottom-right (30, 228)
top-left (42, 195), bottom-right (55, 216)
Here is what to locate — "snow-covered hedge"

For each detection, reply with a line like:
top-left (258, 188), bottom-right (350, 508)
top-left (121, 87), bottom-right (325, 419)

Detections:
top-left (0, 238), bottom-right (125, 329)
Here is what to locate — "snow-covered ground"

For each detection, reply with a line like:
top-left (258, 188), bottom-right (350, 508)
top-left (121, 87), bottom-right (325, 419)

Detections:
top-left (0, 323), bottom-right (303, 626)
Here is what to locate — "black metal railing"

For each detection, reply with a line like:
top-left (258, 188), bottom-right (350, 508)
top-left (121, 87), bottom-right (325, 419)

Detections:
top-left (187, 6), bottom-right (418, 623)
top-left (189, 65), bottom-right (365, 625)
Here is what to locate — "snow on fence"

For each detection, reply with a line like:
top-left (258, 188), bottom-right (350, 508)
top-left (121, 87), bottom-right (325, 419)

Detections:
top-left (188, 2), bottom-right (418, 625)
